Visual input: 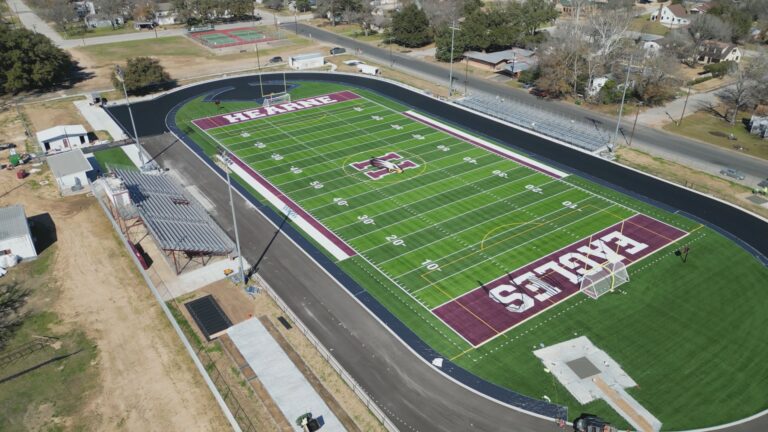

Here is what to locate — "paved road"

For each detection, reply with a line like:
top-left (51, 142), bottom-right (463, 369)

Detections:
top-left (289, 22), bottom-right (768, 186)
top-left (140, 133), bottom-right (562, 432)
top-left (5, 0), bottom-right (311, 49)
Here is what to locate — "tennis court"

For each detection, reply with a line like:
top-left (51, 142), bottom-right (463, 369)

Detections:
top-left (188, 27), bottom-right (274, 48)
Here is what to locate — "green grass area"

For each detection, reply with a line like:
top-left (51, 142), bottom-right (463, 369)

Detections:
top-left (175, 82), bottom-right (768, 429)
top-left (664, 111), bottom-right (768, 160)
top-left (93, 147), bottom-right (135, 171)
top-left (628, 15), bottom-right (669, 36)
top-left (0, 247), bottom-right (100, 431)
top-left (77, 36), bottom-right (208, 62)
top-left (60, 22), bottom-right (145, 40)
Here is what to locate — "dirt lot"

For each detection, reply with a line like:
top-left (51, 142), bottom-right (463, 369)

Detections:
top-left (615, 147), bottom-right (768, 218)
top-left (0, 106), bottom-right (27, 148)
top-left (0, 167), bottom-right (229, 431)
top-left (19, 98), bottom-right (93, 149)
top-left (68, 36), bottom-right (319, 93)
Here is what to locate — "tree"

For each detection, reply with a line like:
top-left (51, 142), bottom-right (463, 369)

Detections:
top-left (0, 282), bottom-right (29, 351)
top-left (265, 0), bottom-right (284, 11)
top-left (434, 22), bottom-right (466, 62)
top-left (113, 57), bottom-right (171, 95)
top-left (716, 54), bottom-right (768, 124)
top-left (391, 3), bottom-right (432, 48)
top-left (295, 0), bottom-right (312, 12)
top-left (518, 0), bottom-right (558, 38)
top-left (672, 14), bottom-right (732, 66)
top-left (315, 0), bottom-right (361, 25)
top-left (709, 0), bottom-right (754, 43)
top-left (0, 27), bottom-right (74, 94)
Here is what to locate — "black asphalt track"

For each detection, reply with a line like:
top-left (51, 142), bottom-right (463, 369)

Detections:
top-left (106, 74), bottom-right (768, 431)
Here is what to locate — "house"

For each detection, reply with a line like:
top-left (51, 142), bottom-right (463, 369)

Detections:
top-left (288, 52), bottom-right (325, 70)
top-left (465, 48), bottom-right (538, 74)
top-left (0, 205), bottom-right (37, 262)
top-left (36, 124), bottom-right (89, 154)
top-left (642, 40), bottom-right (662, 56)
top-left (587, 76), bottom-right (611, 97)
top-left (749, 115), bottom-right (768, 139)
top-left (155, 3), bottom-right (177, 26)
top-left (555, 0), bottom-right (607, 17)
top-left (697, 41), bottom-right (741, 64)
top-left (650, 5), bottom-right (690, 27)
top-left (47, 149), bottom-right (93, 194)
top-left (689, 2), bottom-right (713, 14)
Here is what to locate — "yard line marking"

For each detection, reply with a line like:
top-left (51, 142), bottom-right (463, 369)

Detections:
top-left (370, 183), bottom-right (571, 262)
top-left (345, 171), bottom-right (541, 242)
top-left (414, 203), bottom-right (627, 297)
top-left (326, 159), bottom-right (526, 228)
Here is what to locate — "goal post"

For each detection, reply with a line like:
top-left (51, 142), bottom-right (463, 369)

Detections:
top-left (580, 261), bottom-right (629, 299)
top-left (262, 92), bottom-right (291, 107)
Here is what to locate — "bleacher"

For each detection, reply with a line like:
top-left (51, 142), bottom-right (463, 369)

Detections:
top-left (456, 93), bottom-right (611, 153)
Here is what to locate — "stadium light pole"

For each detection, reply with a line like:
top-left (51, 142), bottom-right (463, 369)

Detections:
top-left (115, 65), bottom-right (145, 168)
top-left (448, 20), bottom-right (459, 96)
top-left (255, 43), bottom-right (264, 96)
top-left (219, 148), bottom-right (246, 285)
top-left (611, 54), bottom-right (633, 152)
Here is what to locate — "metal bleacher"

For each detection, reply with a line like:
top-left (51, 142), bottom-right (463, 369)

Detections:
top-left (456, 93), bottom-right (611, 153)
top-left (114, 169), bottom-right (235, 256)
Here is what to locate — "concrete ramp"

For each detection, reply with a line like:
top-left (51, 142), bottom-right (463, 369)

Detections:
top-left (228, 318), bottom-right (345, 431)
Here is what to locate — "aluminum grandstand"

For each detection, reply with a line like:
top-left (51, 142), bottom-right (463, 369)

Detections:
top-left (456, 93), bottom-right (611, 152)
top-left (107, 169), bottom-right (235, 273)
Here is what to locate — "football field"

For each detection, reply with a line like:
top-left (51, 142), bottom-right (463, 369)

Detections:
top-left (192, 90), bottom-right (687, 346)
top-left (173, 82), bottom-right (768, 429)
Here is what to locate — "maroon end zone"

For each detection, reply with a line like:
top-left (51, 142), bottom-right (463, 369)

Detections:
top-left (433, 214), bottom-right (687, 346)
top-left (192, 91), bottom-right (361, 130)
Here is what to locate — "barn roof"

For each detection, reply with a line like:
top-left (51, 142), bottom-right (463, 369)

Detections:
top-left (0, 205), bottom-right (31, 241)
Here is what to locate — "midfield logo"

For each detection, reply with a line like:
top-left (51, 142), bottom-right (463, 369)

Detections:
top-left (349, 152), bottom-right (418, 180)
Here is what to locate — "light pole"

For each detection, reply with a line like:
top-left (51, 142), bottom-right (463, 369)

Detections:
top-left (611, 54), bottom-right (633, 152)
top-left (388, 34), bottom-right (394, 67)
top-left (255, 43), bottom-right (264, 96)
top-left (219, 149), bottom-right (246, 285)
top-left (448, 20), bottom-right (460, 96)
top-left (115, 65), bottom-right (145, 168)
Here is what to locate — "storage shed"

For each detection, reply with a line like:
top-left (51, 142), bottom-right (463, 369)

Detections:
top-left (0, 205), bottom-right (37, 262)
top-left (36, 124), bottom-right (89, 154)
top-left (288, 52), bottom-right (325, 70)
top-left (47, 148), bottom-right (93, 194)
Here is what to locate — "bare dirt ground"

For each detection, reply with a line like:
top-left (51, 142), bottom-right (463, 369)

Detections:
top-left (0, 106), bottom-right (27, 148)
top-left (0, 168), bottom-right (230, 431)
top-left (21, 98), bottom-right (92, 138)
top-left (615, 147), bottom-right (768, 218)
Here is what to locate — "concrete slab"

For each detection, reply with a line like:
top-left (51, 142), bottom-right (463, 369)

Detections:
top-left (228, 318), bottom-right (345, 432)
top-left (74, 99), bottom-right (129, 142)
top-left (158, 256), bottom-right (250, 300)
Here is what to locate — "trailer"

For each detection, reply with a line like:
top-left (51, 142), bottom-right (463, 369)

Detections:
top-left (357, 64), bottom-right (380, 76)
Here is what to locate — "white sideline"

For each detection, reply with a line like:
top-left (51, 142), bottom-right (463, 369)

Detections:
top-left (215, 154), bottom-right (353, 261)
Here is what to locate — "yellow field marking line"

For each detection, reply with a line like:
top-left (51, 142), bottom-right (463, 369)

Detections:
top-left (480, 222), bottom-right (546, 250)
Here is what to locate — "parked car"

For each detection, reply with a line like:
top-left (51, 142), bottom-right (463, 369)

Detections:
top-left (757, 178), bottom-right (768, 188)
top-left (330, 47), bottom-right (346, 55)
top-left (529, 88), bottom-right (549, 98)
top-left (269, 56), bottom-right (283, 64)
top-left (720, 168), bottom-right (746, 180)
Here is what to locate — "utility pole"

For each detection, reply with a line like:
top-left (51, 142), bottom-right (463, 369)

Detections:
top-left (629, 101), bottom-right (642, 147)
top-left (464, 57), bottom-right (469, 96)
top-left (611, 54), bottom-right (633, 152)
top-left (678, 85), bottom-right (692, 126)
top-left (220, 149), bottom-right (246, 285)
top-left (115, 65), bottom-right (145, 168)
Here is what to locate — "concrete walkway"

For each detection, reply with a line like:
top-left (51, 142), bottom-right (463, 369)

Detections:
top-left (228, 318), bottom-right (345, 432)
top-left (6, 0), bottom-right (312, 49)
top-left (74, 99), bottom-right (128, 141)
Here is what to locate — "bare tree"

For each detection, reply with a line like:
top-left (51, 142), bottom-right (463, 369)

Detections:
top-left (716, 53), bottom-right (768, 124)
top-left (583, 7), bottom-right (632, 100)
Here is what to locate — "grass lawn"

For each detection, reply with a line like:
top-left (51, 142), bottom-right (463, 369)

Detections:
top-left (60, 22), bottom-right (145, 40)
top-left (0, 246), bottom-right (100, 432)
top-left (628, 15), bottom-right (669, 36)
top-left (78, 36), bottom-right (208, 62)
top-left (93, 147), bottom-right (135, 170)
top-left (172, 81), bottom-right (768, 429)
top-left (664, 110), bottom-right (768, 160)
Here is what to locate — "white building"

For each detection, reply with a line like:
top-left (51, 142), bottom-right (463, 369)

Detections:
top-left (650, 5), bottom-right (690, 27)
top-left (47, 149), bottom-right (93, 194)
top-left (288, 52), bottom-right (325, 70)
top-left (0, 205), bottom-right (37, 262)
top-left (588, 76), bottom-right (611, 97)
top-left (36, 124), bottom-right (89, 154)
top-left (155, 3), bottom-right (177, 25)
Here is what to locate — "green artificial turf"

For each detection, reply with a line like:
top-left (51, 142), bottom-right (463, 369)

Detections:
top-left (174, 82), bottom-right (768, 429)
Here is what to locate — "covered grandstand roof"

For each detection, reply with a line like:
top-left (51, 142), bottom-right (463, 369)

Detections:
top-left (114, 169), bottom-right (235, 255)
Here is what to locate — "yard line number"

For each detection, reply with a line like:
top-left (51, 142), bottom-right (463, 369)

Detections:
top-left (386, 234), bottom-right (406, 247)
